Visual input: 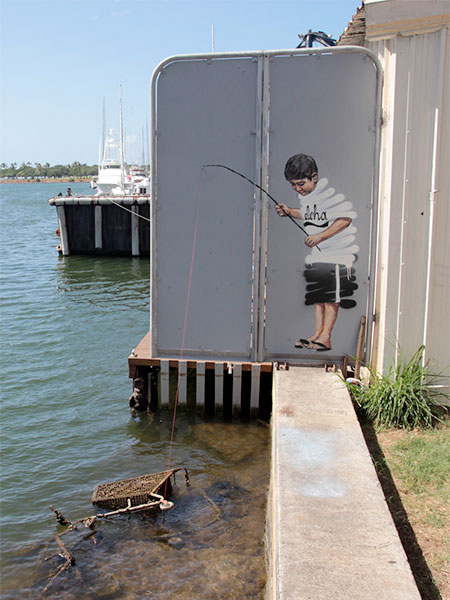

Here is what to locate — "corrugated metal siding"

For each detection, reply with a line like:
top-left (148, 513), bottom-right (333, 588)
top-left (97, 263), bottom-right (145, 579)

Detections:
top-left (426, 30), bottom-right (450, 378)
top-left (368, 26), bottom-right (449, 392)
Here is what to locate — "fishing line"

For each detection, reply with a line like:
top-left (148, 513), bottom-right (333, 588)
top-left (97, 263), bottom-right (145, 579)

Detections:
top-left (203, 163), bottom-right (312, 239)
top-left (166, 168), bottom-right (205, 471)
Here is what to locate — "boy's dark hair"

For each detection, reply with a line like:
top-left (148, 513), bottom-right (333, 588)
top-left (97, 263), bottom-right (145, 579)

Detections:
top-left (284, 154), bottom-right (318, 181)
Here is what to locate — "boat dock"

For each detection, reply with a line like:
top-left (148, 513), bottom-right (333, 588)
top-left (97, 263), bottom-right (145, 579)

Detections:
top-left (128, 332), bottom-right (273, 418)
top-left (49, 195), bottom-right (150, 256)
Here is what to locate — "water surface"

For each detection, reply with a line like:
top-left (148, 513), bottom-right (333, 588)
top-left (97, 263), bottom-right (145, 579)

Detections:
top-left (0, 183), bottom-right (269, 598)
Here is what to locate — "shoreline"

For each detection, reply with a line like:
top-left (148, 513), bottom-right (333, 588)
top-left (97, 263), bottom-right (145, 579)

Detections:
top-left (0, 177), bottom-right (92, 184)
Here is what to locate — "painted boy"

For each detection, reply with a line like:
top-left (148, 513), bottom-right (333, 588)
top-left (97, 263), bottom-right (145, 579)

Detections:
top-left (275, 153), bottom-right (358, 351)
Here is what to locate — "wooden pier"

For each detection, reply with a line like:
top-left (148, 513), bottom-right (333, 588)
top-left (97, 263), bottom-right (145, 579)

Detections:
top-left (128, 333), bottom-right (273, 419)
top-left (49, 196), bottom-right (150, 256)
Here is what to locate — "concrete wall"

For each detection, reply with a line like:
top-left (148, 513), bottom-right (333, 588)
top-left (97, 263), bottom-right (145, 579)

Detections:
top-left (266, 367), bottom-right (421, 599)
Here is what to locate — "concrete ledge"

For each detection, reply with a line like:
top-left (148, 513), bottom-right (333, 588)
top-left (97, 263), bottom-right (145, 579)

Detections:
top-left (267, 367), bottom-right (420, 600)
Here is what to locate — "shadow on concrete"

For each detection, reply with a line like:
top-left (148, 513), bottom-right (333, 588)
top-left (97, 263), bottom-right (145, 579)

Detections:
top-left (359, 417), bottom-right (442, 600)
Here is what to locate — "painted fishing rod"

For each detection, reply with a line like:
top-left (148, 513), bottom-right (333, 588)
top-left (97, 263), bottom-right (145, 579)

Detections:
top-left (203, 164), bottom-right (320, 249)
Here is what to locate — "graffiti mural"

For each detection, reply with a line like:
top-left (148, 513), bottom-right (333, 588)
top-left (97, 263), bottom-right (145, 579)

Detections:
top-left (275, 154), bottom-right (359, 352)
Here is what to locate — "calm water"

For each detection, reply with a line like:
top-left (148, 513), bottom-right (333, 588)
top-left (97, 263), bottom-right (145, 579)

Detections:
top-left (0, 183), bottom-right (269, 598)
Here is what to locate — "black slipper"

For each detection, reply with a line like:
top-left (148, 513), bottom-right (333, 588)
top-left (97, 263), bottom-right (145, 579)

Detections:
top-left (309, 341), bottom-right (331, 352)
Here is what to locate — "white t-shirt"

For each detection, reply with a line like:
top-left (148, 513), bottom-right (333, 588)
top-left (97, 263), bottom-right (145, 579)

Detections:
top-left (299, 178), bottom-right (359, 269)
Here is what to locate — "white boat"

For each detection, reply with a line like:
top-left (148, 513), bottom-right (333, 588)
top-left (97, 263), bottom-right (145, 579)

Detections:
top-left (96, 128), bottom-right (126, 195)
top-left (95, 109), bottom-right (150, 197)
top-left (125, 165), bottom-right (150, 195)
top-left (91, 145), bottom-right (150, 196)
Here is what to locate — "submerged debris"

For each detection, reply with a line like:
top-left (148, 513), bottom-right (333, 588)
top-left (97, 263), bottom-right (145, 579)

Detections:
top-left (43, 468), bottom-right (190, 594)
top-left (49, 505), bottom-right (71, 527)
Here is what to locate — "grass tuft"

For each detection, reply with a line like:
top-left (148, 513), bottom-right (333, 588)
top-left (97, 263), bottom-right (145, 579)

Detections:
top-left (345, 345), bottom-right (449, 430)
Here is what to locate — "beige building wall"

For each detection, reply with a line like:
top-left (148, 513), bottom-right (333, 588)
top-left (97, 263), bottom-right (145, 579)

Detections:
top-left (363, 0), bottom-right (449, 394)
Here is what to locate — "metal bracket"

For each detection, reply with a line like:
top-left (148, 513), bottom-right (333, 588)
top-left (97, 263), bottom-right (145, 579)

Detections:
top-left (274, 361), bottom-right (289, 371)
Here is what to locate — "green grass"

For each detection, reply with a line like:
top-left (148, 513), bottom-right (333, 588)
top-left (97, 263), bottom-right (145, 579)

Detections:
top-left (390, 426), bottom-right (450, 495)
top-left (376, 420), bottom-right (450, 598)
top-left (360, 418), bottom-right (450, 598)
top-left (346, 345), bottom-right (449, 430)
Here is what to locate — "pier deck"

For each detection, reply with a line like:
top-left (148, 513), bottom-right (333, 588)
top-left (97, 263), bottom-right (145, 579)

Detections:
top-left (128, 332), bottom-right (273, 372)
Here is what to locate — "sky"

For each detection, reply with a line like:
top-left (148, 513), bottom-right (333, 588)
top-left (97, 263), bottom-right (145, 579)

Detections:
top-left (0, 0), bottom-right (360, 166)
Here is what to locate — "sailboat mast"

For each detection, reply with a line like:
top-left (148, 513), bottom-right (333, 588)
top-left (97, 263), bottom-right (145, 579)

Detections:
top-left (119, 84), bottom-right (125, 189)
top-left (97, 138), bottom-right (102, 177)
top-left (146, 120), bottom-right (150, 176)
top-left (102, 97), bottom-right (106, 162)
top-left (98, 97), bottom-right (106, 175)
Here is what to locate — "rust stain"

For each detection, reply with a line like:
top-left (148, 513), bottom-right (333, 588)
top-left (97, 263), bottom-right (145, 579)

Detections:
top-left (280, 406), bottom-right (294, 418)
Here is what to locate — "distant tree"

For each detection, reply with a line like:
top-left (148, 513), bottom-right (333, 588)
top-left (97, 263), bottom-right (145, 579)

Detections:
top-left (71, 161), bottom-right (82, 176)
top-left (0, 161), bottom-right (98, 179)
top-left (49, 164), bottom-right (70, 177)
top-left (1, 163), bottom-right (18, 177)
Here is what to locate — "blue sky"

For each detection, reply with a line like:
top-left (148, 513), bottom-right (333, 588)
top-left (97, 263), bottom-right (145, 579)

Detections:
top-left (0, 0), bottom-right (360, 165)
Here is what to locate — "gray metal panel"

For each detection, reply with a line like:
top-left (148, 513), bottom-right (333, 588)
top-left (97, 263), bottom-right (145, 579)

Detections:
top-left (150, 49), bottom-right (381, 363)
top-left (153, 57), bottom-right (259, 358)
top-left (263, 51), bottom-right (380, 359)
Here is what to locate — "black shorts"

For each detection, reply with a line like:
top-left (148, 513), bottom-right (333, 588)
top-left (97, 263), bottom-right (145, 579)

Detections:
top-left (304, 263), bottom-right (357, 308)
